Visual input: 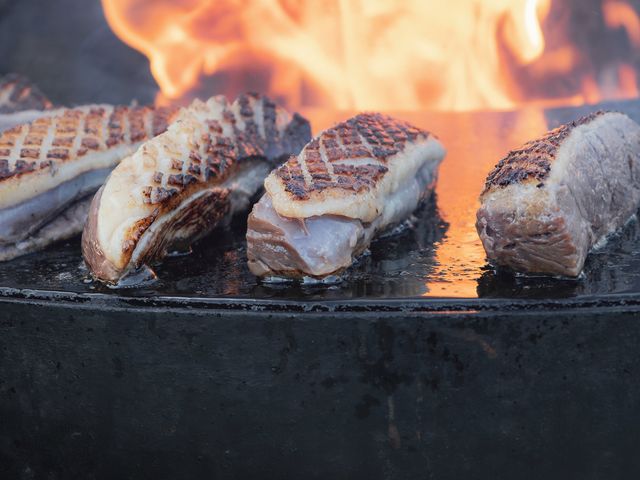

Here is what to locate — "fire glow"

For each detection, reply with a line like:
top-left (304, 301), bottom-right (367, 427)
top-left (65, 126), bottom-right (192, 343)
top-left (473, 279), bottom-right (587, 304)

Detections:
top-left (102, 0), bottom-right (640, 112)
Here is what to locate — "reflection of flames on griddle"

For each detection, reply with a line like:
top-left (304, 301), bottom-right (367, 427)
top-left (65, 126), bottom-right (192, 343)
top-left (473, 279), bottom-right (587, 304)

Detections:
top-left (102, 0), bottom-right (640, 112)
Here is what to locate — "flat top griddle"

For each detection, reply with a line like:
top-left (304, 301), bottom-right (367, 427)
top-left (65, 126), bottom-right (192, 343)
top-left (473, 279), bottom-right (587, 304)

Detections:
top-left (2, 100), bottom-right (640, 312)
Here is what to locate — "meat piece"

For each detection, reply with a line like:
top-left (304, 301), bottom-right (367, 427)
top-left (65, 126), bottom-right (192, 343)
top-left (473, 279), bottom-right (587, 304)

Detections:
top-left (0, 197), bottom-right (91, 262)
top-left (82, 93), bottom-right (311, 283)
top-left (476, 111), bottom-right (640, 277)
top-left (0, 104), bottom-right (177, 261)
top-left (246, 113), bottom-right (446, 279)
top-left (0, 109), bottom-right (60, 133)
top-left (0, 73), bottom-right (52, 113)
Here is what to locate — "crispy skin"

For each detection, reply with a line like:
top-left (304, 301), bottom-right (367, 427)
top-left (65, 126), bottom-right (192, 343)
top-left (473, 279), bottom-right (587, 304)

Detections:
top-left (271, 112), bottom-right (427, 200)
top-left (264, 113), bottom-right (438, 223)
top-left (482, 111), bottom-right (607, 195)
top-left (477, 111), bottom-right (640, 277)
top-left (0, 104), bottom-right (178, 261)
top-left (134, 94), bottom-right (309, 208)
top-left (0, 104), bottom-right (176, 185)
top-left (248, 113), bottom-right (446, 279)
top-left (0, 73), bottom-right (52, 113)
top-left (83, 93), bottom-right (311, 283)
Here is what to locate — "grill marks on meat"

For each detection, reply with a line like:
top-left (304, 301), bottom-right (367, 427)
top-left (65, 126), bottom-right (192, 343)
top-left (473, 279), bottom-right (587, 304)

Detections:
top-left (271, 113), bottom-right (425, 202)
top-left (0, 104), bottom-right (178, 261)
top-left (482, 111), bottom-right (607, 194)
top-left (131, 95), bottom-right (307, 209)
top-left (476, 111), bottom-right (640, 277)
top-left (0, 105), bottom-right (175, 183)
top-left (248, 114), bottom-right (446, 279)
top-left (82, 93), bottom-right (311, 283)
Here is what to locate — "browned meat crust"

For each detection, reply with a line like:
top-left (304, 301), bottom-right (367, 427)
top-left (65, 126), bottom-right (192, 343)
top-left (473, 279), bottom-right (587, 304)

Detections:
top-left (272, 112), bottom-right (429, 201)
top-left (140, 94), bottom-right (309, 208)
top-left (476, 110), bottom-right (640, 277)
top-left (482, 111), bottom-right (607, 195)
top-left (82, 93), bottom-right (312, 283)
top-left (0, 105), bottom-right (176, 182)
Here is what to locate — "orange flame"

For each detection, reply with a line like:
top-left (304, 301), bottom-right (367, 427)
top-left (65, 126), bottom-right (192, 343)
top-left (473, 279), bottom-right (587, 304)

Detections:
top-left (604, 0), bottom-right (640, 48)
top-left (102, 0), bottom-right (639, 111)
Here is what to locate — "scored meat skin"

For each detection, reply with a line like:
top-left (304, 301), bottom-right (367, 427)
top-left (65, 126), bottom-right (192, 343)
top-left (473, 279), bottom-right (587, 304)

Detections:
top-left (264, 112), bottom-right (436, 222)
top-left (0, 104), bottom-right (177, 260)
top-left (476, 111), bottom-right (640, 277)
top-left (82, 93), bottom-right (311, 283)
top-left (0, 105), bottom-right (176, 209)
top-left (0, 109), bottom-right (60, 133)
top-left (247, 113), bottom-right (446, 279)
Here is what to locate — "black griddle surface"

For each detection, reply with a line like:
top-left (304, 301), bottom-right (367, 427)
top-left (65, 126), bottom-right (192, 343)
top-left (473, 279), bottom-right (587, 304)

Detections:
top-left (3, 101), bottom-right (640, 309)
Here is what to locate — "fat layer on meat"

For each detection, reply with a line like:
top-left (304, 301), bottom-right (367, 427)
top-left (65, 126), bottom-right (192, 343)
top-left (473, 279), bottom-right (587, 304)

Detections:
top-left (476, 111), bottom-right (640, 276)
top-left (82, 93), bottom-right (311, 283)
top-left (0, 104), bottom-right (177, 259)
top-left (247, 113), bottom-right (445, 279)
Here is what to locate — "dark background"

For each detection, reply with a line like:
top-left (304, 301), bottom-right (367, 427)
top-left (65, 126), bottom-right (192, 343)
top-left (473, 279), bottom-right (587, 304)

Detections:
top-left (0, 0), bottom-right (156, 105)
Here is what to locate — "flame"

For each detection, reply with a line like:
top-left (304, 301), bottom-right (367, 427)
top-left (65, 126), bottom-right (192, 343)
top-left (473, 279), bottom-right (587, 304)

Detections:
top-left (102, 0), bottom-right (640, 111)
top-left (604, 0), bottom-right (640, 48)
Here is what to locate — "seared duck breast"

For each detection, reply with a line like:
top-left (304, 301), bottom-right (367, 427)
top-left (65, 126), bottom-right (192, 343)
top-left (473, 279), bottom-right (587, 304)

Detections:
top-left (476, 111), bottom-right (640, 277)
top-left (247, 113), bottom-right (445, 279)
top-left (0, 104), bottom-right (176, 261)
top-left (82, 93), bottom-right (311, 283)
